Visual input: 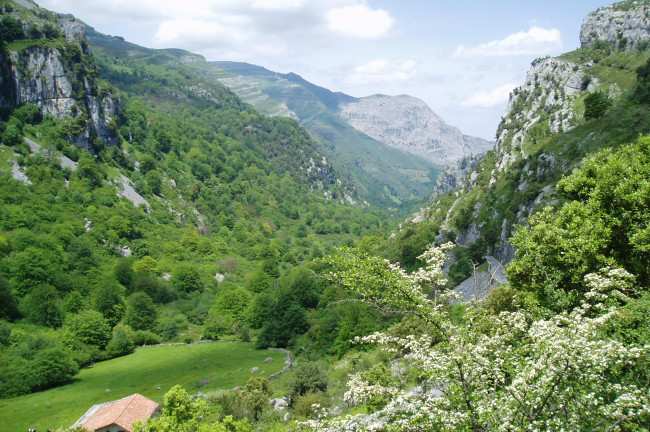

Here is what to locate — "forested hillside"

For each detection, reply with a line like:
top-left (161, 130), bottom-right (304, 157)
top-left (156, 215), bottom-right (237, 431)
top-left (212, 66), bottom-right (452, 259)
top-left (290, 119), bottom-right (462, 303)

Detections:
top-left (0, 0), bottom-right (392, 404)
top-left (208, 61), bottom-right (446, 208)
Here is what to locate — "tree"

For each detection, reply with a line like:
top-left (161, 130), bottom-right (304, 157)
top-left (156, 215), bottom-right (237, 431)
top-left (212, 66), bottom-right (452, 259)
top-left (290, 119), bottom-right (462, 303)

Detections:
top-left (93, 284), bottom-right (125, 327)
top-left (132, 256), bottom-right (159, 275)
top-left (114, 259), bottom-right (136, 290)
top-left (105, 325), bottom-right (134, 358)
top-left (508, 136), bottom-right (650, 311)
top-left (306, 244), bottom-right (650, 431)
top-left (62, 310), bottom-right (112, 349)
top-left (27, 346), bottom-right (79, 391)
top-left (244, 293), bottom-right (275, 329)
top-left (256, 296), bottom-right (309, 348)
top-left (1, 123), bottom-right (23, 146)
top-left (172, 264), bottom-right (203, 293)
top-left (0, 277), bottom-right (20, 320)
top-left (213, 287), bottom-right (251, 320)
top-left (145, 170), bottom-right (163, 195)
top-left (24, 283), bottom-right (62, 327)
top-left (584, 90), bottom-right (612, 120)
top-left (123, 292), bottom-right (157, 331)
top-left (0, 15), bottom-right (24, 42)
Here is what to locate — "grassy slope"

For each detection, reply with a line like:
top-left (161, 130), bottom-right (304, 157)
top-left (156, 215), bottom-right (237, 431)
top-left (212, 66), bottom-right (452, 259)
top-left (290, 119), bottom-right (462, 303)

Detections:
top-left (0, 342), bottom-right (284, 432)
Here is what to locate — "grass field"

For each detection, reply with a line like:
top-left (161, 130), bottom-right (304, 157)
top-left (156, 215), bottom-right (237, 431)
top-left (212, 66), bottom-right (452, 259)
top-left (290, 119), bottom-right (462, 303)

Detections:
top-left (0, 342), bottom-right (285, 432)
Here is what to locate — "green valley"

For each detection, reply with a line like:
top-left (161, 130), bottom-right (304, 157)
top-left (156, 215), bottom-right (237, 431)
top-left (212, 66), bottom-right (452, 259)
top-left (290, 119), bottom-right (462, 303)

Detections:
top-left (1, 0), bottom-right (649, 431)
top-left (0, 342), bottom-right (285, 432)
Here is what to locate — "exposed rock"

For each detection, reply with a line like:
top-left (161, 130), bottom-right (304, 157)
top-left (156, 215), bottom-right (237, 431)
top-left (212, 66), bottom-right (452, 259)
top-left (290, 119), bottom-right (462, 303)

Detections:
top-left (9, 159), bottom-right (31, 185)
top-left (84, 218), bottom-right (94, 232)
top-left (456, 222), bottom-right (484, 246)
top-left (214, 273), bottom-right (225, 283)
top-left (580, 3), bottom-right (650, 51)
top-left (338, 94), bottom-right (493, 165)
top-left (250, 367), bottom-right (259, 373)
top-left (115, 174), bottom-right (150, 209)
top-left (263, 357), bottom-right (273, 363)
top-left (270, 398), bottom-right (288, 411)
top-left (0, 9), bottom-right (121, 152)
top-left (495, 57), bottom-right (586, 172)
top-left (57, 18), bottom-right (86, 42)
top-left (431, 154), bottom-right (484, 198)
top-left (119, 245), bottom-right (131, 257)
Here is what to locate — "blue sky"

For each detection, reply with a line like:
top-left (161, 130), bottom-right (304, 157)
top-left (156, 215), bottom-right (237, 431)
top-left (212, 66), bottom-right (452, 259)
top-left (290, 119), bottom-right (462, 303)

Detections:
top-left (38, 0), bottom-right (609, 139)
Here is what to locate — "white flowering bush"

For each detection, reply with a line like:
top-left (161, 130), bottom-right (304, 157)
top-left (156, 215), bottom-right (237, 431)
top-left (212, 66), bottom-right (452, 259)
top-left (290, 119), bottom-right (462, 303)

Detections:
top-left (309, 246), bottom-right (650, 431)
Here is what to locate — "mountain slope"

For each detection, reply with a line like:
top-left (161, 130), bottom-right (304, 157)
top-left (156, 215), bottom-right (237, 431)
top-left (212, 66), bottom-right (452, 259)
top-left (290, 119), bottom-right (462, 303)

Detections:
top-left (209, 61), bottom-right (445, 208)
top-left (338, 94), bottom-right (493, 165)
top-left (388, 0), bottom-right (650, 281)
top-left (0, 0), bottom-right (393, 407)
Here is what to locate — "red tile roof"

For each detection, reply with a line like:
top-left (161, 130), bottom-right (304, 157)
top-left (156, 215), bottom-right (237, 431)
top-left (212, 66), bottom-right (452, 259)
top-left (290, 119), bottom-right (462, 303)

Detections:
top-left (77, 394), bottom-right (159, 432)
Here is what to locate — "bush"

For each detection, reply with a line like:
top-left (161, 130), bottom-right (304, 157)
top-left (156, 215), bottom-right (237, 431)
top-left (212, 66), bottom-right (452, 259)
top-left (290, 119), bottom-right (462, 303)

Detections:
top-left (292, 391), bottom-right (327, 419)
top-left (1, 123), bottom-right (23, 146)
top-left (122, 292), bottom-right (157, 331)
top-left (287, 362), bottom-right (328, 404)
top-left (62, 310), bottom-right (112, 349)
top-left (105, 325), bottom-right (134, 358)
top-left (161, 321), bottom-right (178, 340)
top-left (172, 264), bottom-right (203, 293)
top-left (131, 330), bottom-right (161, 346)
top-left (584, 91), bottom-right (612, 120)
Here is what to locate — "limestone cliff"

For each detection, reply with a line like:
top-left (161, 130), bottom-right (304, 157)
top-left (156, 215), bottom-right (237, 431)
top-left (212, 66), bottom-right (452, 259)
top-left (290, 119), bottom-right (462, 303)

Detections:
top-left (580, 1), bottom-right (650, 51)
top-left (338, 94), bottom-right (493, 165)
top-left (493, 57), bottom-right (589, 173)
top-left (1, 3), bottom-right (120, 151)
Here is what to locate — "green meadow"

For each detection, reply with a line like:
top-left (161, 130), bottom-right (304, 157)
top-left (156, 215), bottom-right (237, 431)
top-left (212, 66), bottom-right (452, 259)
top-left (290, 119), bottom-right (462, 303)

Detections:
top-left (0, 342), bottom-right (285, 432)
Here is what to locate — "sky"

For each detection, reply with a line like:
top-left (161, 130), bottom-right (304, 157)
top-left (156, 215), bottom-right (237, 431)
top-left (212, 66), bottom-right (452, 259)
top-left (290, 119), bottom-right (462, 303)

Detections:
top-left (36, 0), bottom-right (610, 140)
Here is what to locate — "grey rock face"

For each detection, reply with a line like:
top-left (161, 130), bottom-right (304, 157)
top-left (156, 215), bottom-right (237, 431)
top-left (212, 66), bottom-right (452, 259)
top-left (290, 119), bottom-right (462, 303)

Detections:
top-left (57, 19), bottom-right (86, 42)
top-left (580, 3), bottom-right (650, 51)
top-left (494, 58), bottom-right (586, 173)
top-left (431, 154), bottom-right (484, 197)
top-left (338, 94), bottom-right (493, 165)
top-left (9, 49), bottom-right (75, 117)
top-left (1, 17), bottom-right (120, 151)
top-left (270, 398), bottom-right (288, 411)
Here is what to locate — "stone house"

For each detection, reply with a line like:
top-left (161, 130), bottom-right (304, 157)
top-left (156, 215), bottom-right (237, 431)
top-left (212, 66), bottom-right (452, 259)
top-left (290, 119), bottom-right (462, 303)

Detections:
top-left (72, 394), bottom-right (159, 432)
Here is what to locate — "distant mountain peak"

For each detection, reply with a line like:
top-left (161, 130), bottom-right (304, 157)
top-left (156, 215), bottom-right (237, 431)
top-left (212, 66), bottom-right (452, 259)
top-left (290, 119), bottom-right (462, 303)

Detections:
top-left (338, 94), bottom-right (493, 165)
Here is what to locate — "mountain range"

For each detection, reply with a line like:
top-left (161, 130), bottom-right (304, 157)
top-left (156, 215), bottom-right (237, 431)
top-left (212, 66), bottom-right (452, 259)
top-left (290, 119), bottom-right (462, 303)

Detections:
top-left (207, 61), bottom-right (493, 207)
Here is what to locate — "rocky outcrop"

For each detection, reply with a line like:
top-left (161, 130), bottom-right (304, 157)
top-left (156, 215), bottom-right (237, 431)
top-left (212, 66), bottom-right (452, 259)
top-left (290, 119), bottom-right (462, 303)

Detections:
top-left (338, 94), bottom-right (493, 165)
top-left (494, 57), bottom-right (588, 172)
top-left (0, 5), bottom-right (120, 151)
top-left (431, 154), bottom-right (484, 197)
top-left (580, 2), bottom-right (650, 51)
top-left (8, 49), bottom-right (75, 117)
top-left (6, 44), bottom-right (121, 150)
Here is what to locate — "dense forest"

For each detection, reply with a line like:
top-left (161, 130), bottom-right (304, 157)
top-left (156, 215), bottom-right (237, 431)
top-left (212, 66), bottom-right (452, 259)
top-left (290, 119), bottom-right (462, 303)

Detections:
top-left (1, 0), bottom-right (649, 431)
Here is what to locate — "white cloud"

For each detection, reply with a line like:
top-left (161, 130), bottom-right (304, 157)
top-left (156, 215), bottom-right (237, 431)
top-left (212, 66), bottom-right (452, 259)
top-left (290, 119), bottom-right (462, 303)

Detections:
top-left (327, 4), bottom-right (393, 38)
top-left (461, 84), bottom-right (517, 108)
top-left (39, 0), bottom-right (395, 54)
top-left (347, 59), bottom-right (417, 85)
top-left (154, 18), bottom-right (250, 48)
top-left (454, 26), bottom-right (562, 58)
top-left (252, 0), bottom-right (303, 10)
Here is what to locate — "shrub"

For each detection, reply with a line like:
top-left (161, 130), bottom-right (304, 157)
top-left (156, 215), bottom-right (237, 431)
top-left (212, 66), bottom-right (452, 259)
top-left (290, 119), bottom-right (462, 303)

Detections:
top-left (584, 91), bottom-right (612, 120)
top-left (287, 362), bottom-right (328, 404)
